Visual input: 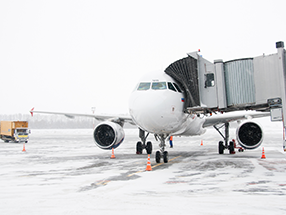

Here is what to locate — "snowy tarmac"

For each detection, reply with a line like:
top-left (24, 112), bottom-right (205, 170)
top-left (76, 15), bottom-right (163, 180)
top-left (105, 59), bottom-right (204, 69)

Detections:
top-left (1, 117), bottom-right (286, 215)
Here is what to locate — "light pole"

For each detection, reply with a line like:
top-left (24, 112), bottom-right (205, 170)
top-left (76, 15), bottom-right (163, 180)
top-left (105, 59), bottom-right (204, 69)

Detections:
top-left (91, 107), bottom-right (96, 129)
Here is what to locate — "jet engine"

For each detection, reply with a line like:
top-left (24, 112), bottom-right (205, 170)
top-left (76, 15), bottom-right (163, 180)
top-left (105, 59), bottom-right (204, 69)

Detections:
top-left (93, 121), bottom-right (125, 150)
top-left (236, 121), bottom-right (263, 150)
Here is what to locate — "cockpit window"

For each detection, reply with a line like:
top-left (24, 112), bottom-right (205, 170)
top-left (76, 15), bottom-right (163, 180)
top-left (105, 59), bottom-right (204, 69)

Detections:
top-left (137, 82), bottom-right (151, 90)
top-left (173, 83), bottom-right (183, 93)
top-left (152, 82), bottom-right (167, 90)
top-left (168, 82), bottom-right (177, 92)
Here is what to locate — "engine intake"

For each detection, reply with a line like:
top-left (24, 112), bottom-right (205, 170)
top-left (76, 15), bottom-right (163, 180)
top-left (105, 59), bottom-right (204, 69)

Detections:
top-left (93, 121), bottom-right (125, 150)
top-left (236, 121), bottom-right (263, 150)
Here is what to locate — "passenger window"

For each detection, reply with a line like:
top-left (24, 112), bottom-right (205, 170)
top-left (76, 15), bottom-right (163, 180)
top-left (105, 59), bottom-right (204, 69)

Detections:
top-left (137, 82), bottom-right (151, 90)
top-left (152, 82), bottom-right (167, 90)
top-left (173, 83), bottom-right (183, 93)
top-left (168, 82), bottom-right (177, 92)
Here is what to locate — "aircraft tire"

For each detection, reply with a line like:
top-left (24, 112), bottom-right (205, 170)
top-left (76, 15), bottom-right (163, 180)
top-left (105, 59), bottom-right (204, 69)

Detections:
top-left (218, 141), bottom-right (224, 154)
top-left (155, 151), bottom-right (161, 163)
top-left (163, 151), bottom-right (168, 163)
top-left (136, 141), bottom-right (143, 154)
top-left (146, 141), bottom-right (152, 154)
top-left (229, 141), bottom-right (235, 154)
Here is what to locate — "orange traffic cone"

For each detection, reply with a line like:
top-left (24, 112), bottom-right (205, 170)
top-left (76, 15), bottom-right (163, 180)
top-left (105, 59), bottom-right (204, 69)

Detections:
top-left (261, 147), bottom-right (266, 159)
top-left (22, 143), bottom-right (26, 152)
top-left (110, 148), bottom-right (116, 159)
top-left (201, 140), bottom-right (203, 146)
top-left (145, 154), bottom-right (152, 171)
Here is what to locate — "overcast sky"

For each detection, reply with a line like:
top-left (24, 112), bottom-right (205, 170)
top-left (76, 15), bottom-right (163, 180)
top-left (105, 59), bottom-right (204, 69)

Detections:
top-left (0, 0), bottom-right (285, 115)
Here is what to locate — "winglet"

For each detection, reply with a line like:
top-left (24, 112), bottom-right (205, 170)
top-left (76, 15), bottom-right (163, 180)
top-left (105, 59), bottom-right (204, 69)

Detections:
top-left (30, 107), bottom-right (34, 117)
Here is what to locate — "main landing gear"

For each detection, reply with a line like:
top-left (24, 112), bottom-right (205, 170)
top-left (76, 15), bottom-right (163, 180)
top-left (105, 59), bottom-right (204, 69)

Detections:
top-left (136, 129), bottom-right (152, 155)
top-left (214, 122), bottom-right (236, 154)
top-left (135, 129), bottom-right (169, 163)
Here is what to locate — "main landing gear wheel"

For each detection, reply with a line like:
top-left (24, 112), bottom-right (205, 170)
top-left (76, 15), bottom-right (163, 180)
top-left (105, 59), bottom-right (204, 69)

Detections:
top-left (219, 141), bottom-right (224, 154)
top-left (155, 151), bottom-right (161, 163)
top-left (215, 122), bottom-right (236, 155)
top-left (218, 140), bottom-right (236, 154)
top-left (136, 141), bottom-right (143, 154)
top-left (136, 129), bottom-right (152, 155)
top-left (146, 141), bottom-right (152, 155)
top-left (229, 141), bottom-right (235, 154)
top-left (136, 141), bottom-right (153, 154)
top-left (163, 151), bottom-right (168, 163)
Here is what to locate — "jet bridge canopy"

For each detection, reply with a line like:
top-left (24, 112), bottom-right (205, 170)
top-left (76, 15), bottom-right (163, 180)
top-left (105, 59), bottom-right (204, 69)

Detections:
top-left (164, 56), bottom-right (200, 109)
top-left (164, 41), bottom-right (286, 116)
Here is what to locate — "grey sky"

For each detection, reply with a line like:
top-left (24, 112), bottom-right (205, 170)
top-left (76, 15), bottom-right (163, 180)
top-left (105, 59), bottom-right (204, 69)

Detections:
top-left (0, 0), bottom-right (285, 114)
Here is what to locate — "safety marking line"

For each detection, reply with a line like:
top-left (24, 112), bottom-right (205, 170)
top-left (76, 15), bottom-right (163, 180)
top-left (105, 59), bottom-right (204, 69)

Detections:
top-left (165, 181), bottom-right (187, 184)
top-left (152, 155), bottom-right (182, 168)
top-left (96, 180), bottom-right (110, 186)
top-left (169, 155), bottom-right (182, 161)
top-left (127, 171), bottom-right (144, 177)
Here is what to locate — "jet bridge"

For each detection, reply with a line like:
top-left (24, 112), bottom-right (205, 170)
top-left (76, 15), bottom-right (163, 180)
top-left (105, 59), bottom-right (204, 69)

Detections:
top-left (165, 41), bottom-right (286, 151)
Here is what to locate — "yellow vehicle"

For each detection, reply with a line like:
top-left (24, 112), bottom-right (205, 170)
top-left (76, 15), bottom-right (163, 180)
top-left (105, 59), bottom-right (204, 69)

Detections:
top-left (0, 121), bottom-right (30, 143)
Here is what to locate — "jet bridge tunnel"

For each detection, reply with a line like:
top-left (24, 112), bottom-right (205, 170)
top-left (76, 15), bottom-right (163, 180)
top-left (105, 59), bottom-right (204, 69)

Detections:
top-left (165, 41), bottom-right (286, 151)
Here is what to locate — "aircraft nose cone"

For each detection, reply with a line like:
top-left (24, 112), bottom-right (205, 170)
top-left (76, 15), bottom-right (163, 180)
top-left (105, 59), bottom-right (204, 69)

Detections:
top-left (130, 95), bottom-right (162, 131)
top-left (129, 91), bottom-right (179, 134)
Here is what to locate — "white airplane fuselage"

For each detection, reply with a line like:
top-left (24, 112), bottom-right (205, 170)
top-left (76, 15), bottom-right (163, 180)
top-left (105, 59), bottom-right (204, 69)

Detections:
top-left (129, 72), bottom-right (206, 136)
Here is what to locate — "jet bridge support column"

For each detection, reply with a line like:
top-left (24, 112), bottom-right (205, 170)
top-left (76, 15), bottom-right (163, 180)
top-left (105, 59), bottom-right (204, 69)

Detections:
top-left (276, 41), bottom-right (286, 151)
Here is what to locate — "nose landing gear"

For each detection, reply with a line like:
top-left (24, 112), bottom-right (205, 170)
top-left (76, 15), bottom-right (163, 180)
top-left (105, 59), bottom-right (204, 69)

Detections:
top-left (155, 134), bottom-right (169, 163)
top-left (136, 129), bottom-right (169, 163)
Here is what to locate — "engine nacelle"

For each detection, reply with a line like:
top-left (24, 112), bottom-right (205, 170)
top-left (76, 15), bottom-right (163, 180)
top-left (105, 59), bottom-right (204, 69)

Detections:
top-left (93, 121), bottom-right (125, 150)
top-left (236, 121), bottom-right (263, 150)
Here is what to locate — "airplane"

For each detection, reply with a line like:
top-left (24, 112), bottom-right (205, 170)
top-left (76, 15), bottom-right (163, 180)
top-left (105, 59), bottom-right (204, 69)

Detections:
top-left (30, 56), bottom-right (270, 164)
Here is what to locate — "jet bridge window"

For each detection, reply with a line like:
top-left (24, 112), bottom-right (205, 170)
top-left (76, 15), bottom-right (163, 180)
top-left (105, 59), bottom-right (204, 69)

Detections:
top-left (152, 82), bottom-right (167, 90)
top-left (137, 82), bottom-right (151, 90)
top-left (205, 73), bottom-right (215, 88)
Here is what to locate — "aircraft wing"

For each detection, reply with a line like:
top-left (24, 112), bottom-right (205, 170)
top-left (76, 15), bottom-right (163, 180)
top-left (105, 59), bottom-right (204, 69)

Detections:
top-left (30, 108), bottom-right (136, 125)
top-left (203, 111), bottom-right (270, 128)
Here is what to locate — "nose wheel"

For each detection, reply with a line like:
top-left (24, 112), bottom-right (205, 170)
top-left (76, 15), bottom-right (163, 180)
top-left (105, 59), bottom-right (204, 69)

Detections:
top-left (155, 134), bottom-right (169, 163)
top-left (136, 129), bottom-right (169, 163)
top-left (156, 151), bottom-right (169, 163)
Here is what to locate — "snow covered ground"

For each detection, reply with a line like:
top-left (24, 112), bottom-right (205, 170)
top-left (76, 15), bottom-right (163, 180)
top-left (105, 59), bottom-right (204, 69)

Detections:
top-left (1, 117), bottom-right (286, 215)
